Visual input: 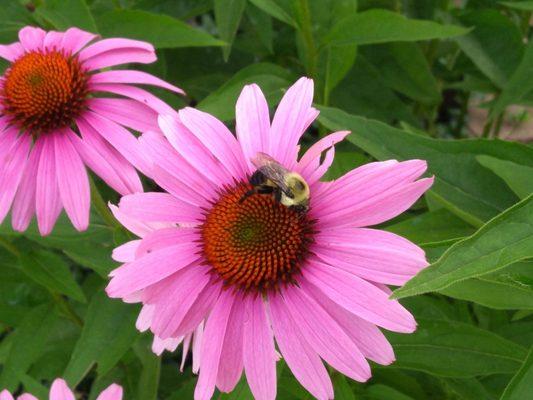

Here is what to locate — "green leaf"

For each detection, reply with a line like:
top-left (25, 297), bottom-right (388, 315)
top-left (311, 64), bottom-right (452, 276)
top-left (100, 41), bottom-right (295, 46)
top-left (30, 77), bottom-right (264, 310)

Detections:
top-left (490, 40), bottom-right (533, 118)
top-left (318, 106), bottom-right (533, 226)
top-left (134, 338), bottom-right (161, 400)
top-left (386, 209), bottom-right (475, 246)
top-left (197, 63), bottom-right (295, 120)
top-left (443, 378), bottom-right (495, 400)
top-left (35, 0), bottom-right (97, 32)
top-left (454, 10), bottom-right (524, 88)
top-left (246, 3), bottom-right (274, 53)
top-left (63, 292), bottom-right (139, 386)
top-left (19, 249), bottom-right (86, 303)
top-left (97, 10), bottom-right (225, 48)
top-left (501, 347), bottom-right (533, 400)
top-left (248, 0), bottom-right (296, 26)
top-left (215, 0), bottom-right (246, 61)
top-left (477, 156), bottom-right (533, 199)
top-left (325, 9), bottom-right (468, 46)
top-left (322, 45), bottom-right (358, 103)
top-left (333, 374), bottom-right (355, 400)
top-left (362, 42), bottom-right (440, 104)
top-left (0, 304), bottom-right (57, 390)
top-left (440, 261), bottom-right (533, 310)
top-left (365, 384), bottom-right (415, 400)
top-left (393, 195), bottom-right (533, 299)
top-left (388, 319), bottom-right (528, 377)
top-left (500, 1), bottom-right (533, 11)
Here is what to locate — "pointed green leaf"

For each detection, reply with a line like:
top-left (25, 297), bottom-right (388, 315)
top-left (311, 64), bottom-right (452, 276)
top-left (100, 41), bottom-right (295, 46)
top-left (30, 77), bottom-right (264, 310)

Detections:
top-left (501, 347), bottom-right (533, 400)
top-left (215, 0), bottom-right (246, 61)
top-left (35, 0), bottom-right (97, 32)
top-left (477, 156), bottom-right (533, 199)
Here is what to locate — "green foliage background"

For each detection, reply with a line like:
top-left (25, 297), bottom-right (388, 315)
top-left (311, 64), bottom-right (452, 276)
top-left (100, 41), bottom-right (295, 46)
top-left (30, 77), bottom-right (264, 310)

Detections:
top-left (0, 0), bottom-right (532, 399)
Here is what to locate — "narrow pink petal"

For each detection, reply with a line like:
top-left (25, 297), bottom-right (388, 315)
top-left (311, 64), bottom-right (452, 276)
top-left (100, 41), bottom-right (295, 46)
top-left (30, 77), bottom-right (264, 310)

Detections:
top-left (80, 111), bottom-right (151, 175)
top-left (16, 395), bottom-right (37, 400)
top-left (74, 118), bottom-right (143, 195)
top-left (49, 379), bottom-right (75, 400)
top-left (18, 26), bottom-right (46, 52)
top-left (157, 115), bottom-right (232, 188)
top-left (284, 286), bottom-right (370, 382)
top-left (235, 83), bottom-right (270, 169)
top-left (174, 280), bottom-right (222, 337)
top-left (268, 294), bottom-right (333, 400)
top-left (43, 31), bottom-right (64, 51)
top-left (118, 192), bottom-right (201, 224)
top-left (136, 304), bottom-right (154, 332)
top-left (181, 333), bottom-right (192, 372)
top-left (269, 77), bottom-right (316, 166)
top-left (36, 135), bottom-right (62, 236)
top-left (307, 146), bottom-right (335, 184)
top-left (136, 227), bottom-right (197, 258)
top-left (314, 228), bottom-right (428, 285)
top-left (297, 131), bottom-right (350, 180)
top-left (95, 384), bottom-right (123, 400)
top-left (216, 297), bottom-right (244, 393)
top-left (90, 70), bottom-right (184, 95)
top-left (112, 240), bottom-right (141, 262)
top-left (139, 131), bottom-right (214, 205)
top-left (192, 322), bottom-right (204, 374)
top-left (195, 290), bottom-right (236, 400)
top-left (178, 107), bottom-right (247, 180)
top-left (151, 265), bottom-right (211, 339)
top-left (0, 390), bottom-right (14, 400)
top-left (243, 296), bottom-right (276, 400)
top-left (0, 43), bottom-right (24, 61)
top-left (12, 140), bottom-right (44, 231)
top-left (302, 260), bottom-right (417, 333)
top-left (106, 244), bottom-right (200, 298)
top-left (54, 130), bottom-right (90, 231)
top-left (152, 335), bottom-right (182, 356)
top-left (0, 134), bottom-right (31, 224)
top-left (79, 38), bottom-right (155, 70)
top-left (60, 27), bottom-right (97, 55)
top-left (310, 286), bottom-right (395, 365)
top-left (88, 98), bottom-right (159, 133)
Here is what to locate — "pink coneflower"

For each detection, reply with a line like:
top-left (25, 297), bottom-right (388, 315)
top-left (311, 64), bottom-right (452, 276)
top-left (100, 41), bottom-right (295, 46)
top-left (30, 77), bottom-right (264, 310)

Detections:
top-left (0, 26), bottom-right (183, 235)
top-left (0, 378), bottom-right (122, 400)
top-left (106, 78), bottom-right (433, 400)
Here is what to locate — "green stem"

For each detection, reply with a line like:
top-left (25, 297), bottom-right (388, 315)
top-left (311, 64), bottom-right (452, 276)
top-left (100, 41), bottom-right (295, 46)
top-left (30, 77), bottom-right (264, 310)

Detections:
top-left (297, 0), bottom-right (317, 78)
top-left (89, 176), bottom-right (120, 229)
top-left (51, 293), bottom-right (83, 327)
top-left (481, 119), bottom-right (493, 138)
top-left (491, 112), bottom-right (505, 138)
top-left (0, 237), bottom-right (20, 257)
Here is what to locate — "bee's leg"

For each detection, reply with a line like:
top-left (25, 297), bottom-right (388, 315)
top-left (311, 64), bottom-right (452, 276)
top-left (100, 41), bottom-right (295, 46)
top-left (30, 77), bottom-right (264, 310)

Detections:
top-left (239, 189), bottom-right (256, 203)
top-left (274, 189), bottom-right (282, 203)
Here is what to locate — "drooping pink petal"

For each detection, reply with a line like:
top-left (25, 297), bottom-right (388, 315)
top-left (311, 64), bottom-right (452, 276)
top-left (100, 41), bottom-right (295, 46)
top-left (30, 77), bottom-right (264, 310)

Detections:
top-left (106, 243), bottom-right (200, 298)
top-left (269, 77), bottom-right (317, 167)
top-left (11, 139), bottom-right (44, 231)
top-left (0, 134), bottom-right (31, 224)
top-left (302, 260), bottom-right (417, 333)
top-left (90, 70), bottom-right (184, 95)
top-left (181, 333), bottom-right (192, 372)
top-left (88, 98), bottom-right (159, 133)
top-left (16, 394), bottom-right (37, 400)
top-left (36, 135), bottom-right (62, 236)
top-left (74, 118), bottom-right (143, 195)
top-left (283, 286), bottom-right (370, 382)
top-left (179, 107), bottom-right (248, 180)
top-left (195, 290), bottom-right (236, 400)
top-left (78, 38), bottom-right (156, 70)
top-left (60, 27), bottom-right (97, 55)
top-left (235, 83), bottom-right (270, 169)
top-left (192, 322), bottom-right (204, 374)
top-left (309, 286), bottom-right (395, 365)
top-left (0, 389), bottom-right (14, 400)
top-left (109, 204), bottom-right (167, 238)
top-left (139, 131), bottom-right (215, 204)
top-left (43, 31), bottom-right (64, 51)
top-left (118, 192), bottom-right (201, 224)
top-left (216, 296), bottom-right (244, 393)
top-left (54, 130), bottom-right (90, 231)
top-left (150, 265), bottom-right (211, 339)
top-left (136, 304), bottom-right (154, 332)
top-left (112, 240), bottom-right (141, 263)
top-left (80, 111), bottom-right (151, 175)
top-left (314, 228), bottom-right (428, 285)
top-left (243, 295), bottom-right (277, 400)
top-left (152, 335), bottom-right (182, 356)
top-left (18, 26), bottom-right (46, 52)
top-left (95, 384), bottom-right (123, 400)
top-left (0, 42), bottom-right (24, 61)
top-left (49, 379), bottom-right (75, 400)
top-left (89, 83), bottom-right (175, 116)
top-left (268, 294), bottom-right (333, 400)
top-left (158, 114), bottom-right (234, 187)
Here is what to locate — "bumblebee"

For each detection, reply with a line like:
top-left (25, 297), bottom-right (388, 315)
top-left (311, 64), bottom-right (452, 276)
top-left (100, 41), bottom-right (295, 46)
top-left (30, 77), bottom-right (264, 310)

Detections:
top-left (240, 152), bottom-right (310, 213)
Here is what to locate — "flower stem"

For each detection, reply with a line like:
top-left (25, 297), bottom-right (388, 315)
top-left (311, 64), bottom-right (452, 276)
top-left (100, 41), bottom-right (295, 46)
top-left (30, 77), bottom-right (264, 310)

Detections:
top-left (89, 175), bottom-right (120, 229)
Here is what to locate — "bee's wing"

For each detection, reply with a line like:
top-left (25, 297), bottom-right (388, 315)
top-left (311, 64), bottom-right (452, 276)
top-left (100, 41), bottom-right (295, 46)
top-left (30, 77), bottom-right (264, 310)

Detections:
top-left (251, 153), bottom-right (291, 194)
